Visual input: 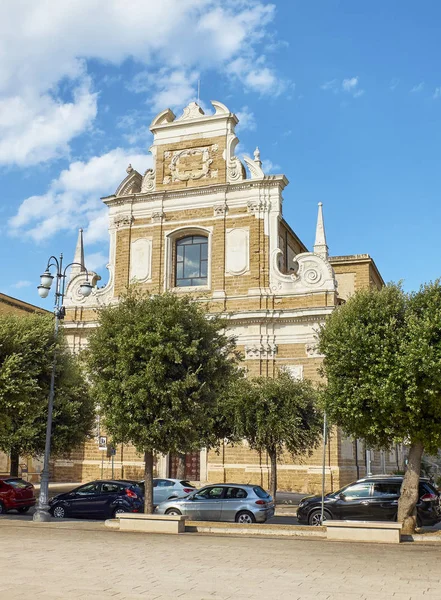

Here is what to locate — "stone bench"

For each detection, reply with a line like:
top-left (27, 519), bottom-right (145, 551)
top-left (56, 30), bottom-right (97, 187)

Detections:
top-left (108, 513), bottom-right (188, 534)
top-left (326, 520), bottom-right (402, 544)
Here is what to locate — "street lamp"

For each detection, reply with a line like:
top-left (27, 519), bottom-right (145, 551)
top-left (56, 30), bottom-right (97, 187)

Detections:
top-left (33, 252), bottom-right (93, 522)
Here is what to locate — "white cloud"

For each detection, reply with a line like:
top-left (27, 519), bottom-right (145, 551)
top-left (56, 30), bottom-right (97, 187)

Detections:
top-left (0, 78), bottom-right (97, 167)
top-left (410, 82), bottom-right (424, 93)
top-left (261, 158), bottom-right (280, 173)
top-left (389, 78), bottom-right (399, 91)
top-left (85, 251), bottom-right (109, 272)
top-left (235, 106), bottom-right (256, 132)
top-left (342, 77), bottom-right (358, 92)
top-left (433, 87), bottom-right (441, 100)
top-left (226, 58), bottom-right (286, 96)
top-left (9, 148), bottom-right (151, 243)
top-left (11, 280), bottom-right (32, 289)
top-left (321, 80), bottom-right (338, 93)
top-left (130, 68), bottom-right (201, 113)
top-left (0, 0), bottom-right (283, 167)
top-left (321, 76), bottom-right (364, 98)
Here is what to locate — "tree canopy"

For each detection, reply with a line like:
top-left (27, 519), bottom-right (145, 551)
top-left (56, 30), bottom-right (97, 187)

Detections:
top-left (85, 289), bottom-right (242, 512)
top-left (228, 372), bottom-right (322, 501)
top-left (319, 282), bottom-right (441, 532)
top-left (0, 312), bottom-right (95, 475)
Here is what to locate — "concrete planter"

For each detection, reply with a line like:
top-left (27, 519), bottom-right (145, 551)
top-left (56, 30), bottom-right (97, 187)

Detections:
top-left (326, 520), bottom-right (403, 544)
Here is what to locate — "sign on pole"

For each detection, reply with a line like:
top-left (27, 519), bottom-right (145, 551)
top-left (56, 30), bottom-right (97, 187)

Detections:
top-left (98, 436), bottom-right (107, 451)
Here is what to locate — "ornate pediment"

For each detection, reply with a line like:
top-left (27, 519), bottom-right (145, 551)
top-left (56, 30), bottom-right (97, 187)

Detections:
top-left (177, 101), bottom-right (205, 121)
top-left (115, 165), bottom-right (142, 197)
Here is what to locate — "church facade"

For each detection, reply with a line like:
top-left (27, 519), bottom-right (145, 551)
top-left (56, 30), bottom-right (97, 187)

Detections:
top-left (57, 100), bottom-right (403, 492)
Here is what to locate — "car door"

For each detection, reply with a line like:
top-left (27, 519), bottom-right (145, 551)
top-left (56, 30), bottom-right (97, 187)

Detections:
top-left (68, 482), bottom-right (102, 517)
top-left (153, 479), bottom-right (175, 505)
top-left (335, 482), bottom-right (374, 520)
top-left (368, 482), bottom-right (400, 521)
top-left (98, 482), bottom-right (122, 517)
top-left (189, 486), bottom-right (224, 521)
top-left (221, 487), bottom-right (248, 522)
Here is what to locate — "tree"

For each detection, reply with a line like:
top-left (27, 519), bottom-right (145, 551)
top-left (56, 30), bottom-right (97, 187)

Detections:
top-left (229, 372), bottom-right (322, 502)
top-left (318, 282), bottom-right (441, 534)
top-left (0, 313), bottom-right (95, 475)
top-left (85, 289), bottom-right (241, 513)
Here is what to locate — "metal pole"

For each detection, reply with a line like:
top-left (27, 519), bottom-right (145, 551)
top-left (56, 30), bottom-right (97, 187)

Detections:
top-left (33, 255), bottom-right (63, 522)
top-left (320, 412), bottom-right (327, 525)
top-left (366, 444), bottom-right (372, 476)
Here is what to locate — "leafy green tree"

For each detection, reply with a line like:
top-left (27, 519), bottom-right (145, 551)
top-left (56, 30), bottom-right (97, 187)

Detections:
top-left (0, 313), bottom-right (95, 476)
top-left (319, 282), bottom-right (441, 533)
top-left (85, 289), bottom-right (241, 513)
top-left (228, 372), bottom-right (322, 501)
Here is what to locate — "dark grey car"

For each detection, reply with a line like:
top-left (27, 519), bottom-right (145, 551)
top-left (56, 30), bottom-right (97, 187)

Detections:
top-left (155, 483), bottom-right (275, 523)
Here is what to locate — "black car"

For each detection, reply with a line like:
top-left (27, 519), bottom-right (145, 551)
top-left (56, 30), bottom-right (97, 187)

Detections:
top-left (49, 480), bottom-right (144, 519)
top-left (297, 476), bottom-right (441, 527)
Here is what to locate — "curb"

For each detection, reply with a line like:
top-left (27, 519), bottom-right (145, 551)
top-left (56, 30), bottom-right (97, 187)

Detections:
top-left (185, 521), bottom-right (324, 538)
top-left (4, 517), bottom-right (441, 544)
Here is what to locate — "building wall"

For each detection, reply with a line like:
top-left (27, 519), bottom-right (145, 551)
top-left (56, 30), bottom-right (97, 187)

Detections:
top-left (54, 101), bottom-right (397, 491)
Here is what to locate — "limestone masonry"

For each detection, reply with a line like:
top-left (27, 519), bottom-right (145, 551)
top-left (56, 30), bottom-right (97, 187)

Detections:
top-left (51, 100), bottom-right (403, 492)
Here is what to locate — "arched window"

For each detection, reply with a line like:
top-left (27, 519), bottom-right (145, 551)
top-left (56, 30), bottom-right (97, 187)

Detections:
top-left (175, 235), bottom-right (208, 287)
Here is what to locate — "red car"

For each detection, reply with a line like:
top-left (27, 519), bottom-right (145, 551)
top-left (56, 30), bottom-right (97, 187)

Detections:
top-left (0, 477), bottom-right (36, 514)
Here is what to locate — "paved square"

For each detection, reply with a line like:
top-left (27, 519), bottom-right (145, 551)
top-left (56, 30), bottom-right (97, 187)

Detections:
top-left (0, 521), bottom-right (439, 599)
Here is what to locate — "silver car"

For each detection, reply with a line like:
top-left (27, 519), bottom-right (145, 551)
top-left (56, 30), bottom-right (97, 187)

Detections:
top-left (138, 478), bottom-right (196, 506)
top-left (154, 478), bottom-right (196, 504)
top-left (155, 483), bottom-right (275, 523)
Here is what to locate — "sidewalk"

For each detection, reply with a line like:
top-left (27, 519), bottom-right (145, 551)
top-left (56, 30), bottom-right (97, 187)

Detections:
top-left (1, 521), bottom-right (441, 599)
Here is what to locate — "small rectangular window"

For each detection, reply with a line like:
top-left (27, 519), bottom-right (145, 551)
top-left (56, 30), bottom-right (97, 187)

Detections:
top-left (372, 483), bottom-right (400, 498)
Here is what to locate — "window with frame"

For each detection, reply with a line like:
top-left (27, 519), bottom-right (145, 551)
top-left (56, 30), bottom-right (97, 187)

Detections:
top-left (175, 235), bottom-right (208, 287)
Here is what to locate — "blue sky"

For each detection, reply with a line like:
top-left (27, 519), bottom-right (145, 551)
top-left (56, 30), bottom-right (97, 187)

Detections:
top-left (2, 0), bottom-right (441, 308)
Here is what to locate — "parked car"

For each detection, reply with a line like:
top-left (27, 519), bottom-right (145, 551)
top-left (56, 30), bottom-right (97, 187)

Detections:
top-left (0, 476), bottom-right (36, 514)
top-left (297, 475), bottom-right (441, 527)
top-left (155, 483), bottom-right (275, 523)
top-left (138, 478), bottom-right (196, 506)
top-left (49, 480), bottom-right (144, 519)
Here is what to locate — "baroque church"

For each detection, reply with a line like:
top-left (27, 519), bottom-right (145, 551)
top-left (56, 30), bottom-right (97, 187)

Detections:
top-left (54, 100), bottom-right (403, 492)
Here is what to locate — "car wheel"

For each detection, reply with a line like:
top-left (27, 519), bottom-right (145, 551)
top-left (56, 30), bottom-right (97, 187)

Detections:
top-left (113, 508), bottom-right (127, 518)
top-left (235, 511), bottom-right (256, 524)
top-left (0, 501), bottom-right (6, 515)
top-left (165, 508), bottom-right (182, 516)
top-left (52, 505), bottom-right (66, 519)
top-left (18, 507), bottom-right (30, 514)
top-left (308, 509), bottom-right (330, 526)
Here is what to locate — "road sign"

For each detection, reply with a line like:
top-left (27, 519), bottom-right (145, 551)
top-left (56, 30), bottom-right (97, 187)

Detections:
top-left (98, 436), bottom-right (107, 451)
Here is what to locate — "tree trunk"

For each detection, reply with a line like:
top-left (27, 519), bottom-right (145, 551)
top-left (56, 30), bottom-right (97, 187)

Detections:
top-left (397, 440), bottom-right (424, 534)
top-left (10, 449), bottom-right (19, 477)
top-left (269, 448), bottom-right (277, 505)
top-left (176, 453), bottom-right (186, 479)
top-left (143, 450), bottom-right (154, 514)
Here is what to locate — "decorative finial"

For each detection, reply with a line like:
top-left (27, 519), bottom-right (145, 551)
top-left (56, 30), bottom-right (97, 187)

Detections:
top-left (126, 164), bottom-right (133, 174)
top-left (253, 146), bottom-right (262, 167)
top-left (313, 202), bottom-right (329, 259)
top-left (69, 227), bottom-right (86, 281)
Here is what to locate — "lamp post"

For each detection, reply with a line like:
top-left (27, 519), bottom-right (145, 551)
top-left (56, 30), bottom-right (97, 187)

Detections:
top-left (33, 253), bottom-right (93, 522)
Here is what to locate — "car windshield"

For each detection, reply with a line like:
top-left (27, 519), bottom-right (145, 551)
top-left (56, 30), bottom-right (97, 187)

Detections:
top-left (4, 478), bottom-right (30, 489)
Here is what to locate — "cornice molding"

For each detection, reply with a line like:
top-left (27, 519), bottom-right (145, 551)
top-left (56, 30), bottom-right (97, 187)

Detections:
top-left (103, 177), bottom-right (288, 208)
